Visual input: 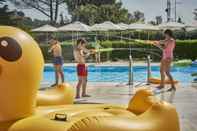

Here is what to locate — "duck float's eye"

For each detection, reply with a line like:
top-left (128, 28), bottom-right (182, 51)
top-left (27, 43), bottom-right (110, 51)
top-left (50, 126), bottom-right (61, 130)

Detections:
top-left (0, 37), bottom-right (22, 62)
top-left (1, 40), bottom-right (9, 47)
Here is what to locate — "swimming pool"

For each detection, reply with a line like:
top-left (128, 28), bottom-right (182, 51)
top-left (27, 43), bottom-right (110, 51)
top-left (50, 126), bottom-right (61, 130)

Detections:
top-left (43, 65), bottom-right (196, 84)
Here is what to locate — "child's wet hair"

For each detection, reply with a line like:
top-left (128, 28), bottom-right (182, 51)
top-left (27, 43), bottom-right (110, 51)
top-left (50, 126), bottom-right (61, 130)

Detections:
top-left (164, 29), bottom-right (174, 38)
top-left (77, 38), bottom-right (87, 46)
top-left (48, 36), bottom-right (58, 44)
top-left (49, 35), bottom-right (57, 40)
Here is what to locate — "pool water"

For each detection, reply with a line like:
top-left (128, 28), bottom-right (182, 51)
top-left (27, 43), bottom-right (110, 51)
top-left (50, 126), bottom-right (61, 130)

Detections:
top-left (43, 65), bottom-right (196, 84)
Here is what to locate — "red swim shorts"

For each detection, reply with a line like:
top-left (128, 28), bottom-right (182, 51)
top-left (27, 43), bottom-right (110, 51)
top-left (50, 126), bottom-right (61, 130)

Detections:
top-left (77, 64), bottom-right (88, 77)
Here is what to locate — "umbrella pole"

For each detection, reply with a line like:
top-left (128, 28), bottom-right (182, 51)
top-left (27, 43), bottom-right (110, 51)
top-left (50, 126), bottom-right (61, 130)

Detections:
top-left (130, 31), bottom-right (133, 41)
top-left (107, 31), bottom-right (109, 41)
top-left (47, 32), bottom-right (48, 44)
top-left (95, 32), bottom-right (98, 63)
top-left (121, 31), bottom-right (123, 42)
top-left (96, 32), bottom-right (101, 63)
top-left (72, 31), bottom-right (74, 44)
top-left (147, 55), bottom-right (151, 85)
top-left (128, 48), bottom-right (134, 94)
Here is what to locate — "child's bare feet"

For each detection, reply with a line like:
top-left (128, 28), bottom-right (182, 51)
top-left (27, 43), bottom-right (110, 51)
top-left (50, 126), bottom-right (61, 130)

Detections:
top-left (50, 83), bottom-right (58, 87)
top-left (155, 85), bottom-right (164, 90)
top-left (167, 87), bottom-right (176, 92)
top-left (75, 96), bottom-right (80, 99)
top-left (82, 94), bottom-right (91, 97)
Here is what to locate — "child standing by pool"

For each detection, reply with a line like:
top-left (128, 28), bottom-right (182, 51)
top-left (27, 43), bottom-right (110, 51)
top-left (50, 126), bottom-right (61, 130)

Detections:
top-left (73, 38), bottom-right (91, 99)
top-left (48, 37), bottom-right (65, 87)
top-left (153, 29), bottom-right (176, 91)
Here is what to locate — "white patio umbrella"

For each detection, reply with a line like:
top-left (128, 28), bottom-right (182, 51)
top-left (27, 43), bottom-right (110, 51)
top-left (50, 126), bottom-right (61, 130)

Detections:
top-left (58, 21), bottom-right (91, 32)
top-left (117, 23), bottom-right (129, 30)
top-left (31, 24), bottom-right (58, 44)
top-left (128, 23), bottom-right (159, 40)
top-left (117, 23), bottom-right (130, 41)
top-left (159, 22), bottom-right (186, 30)
top-left (91, 21), bottom-right (121, 31)
top-left (186, 21), bottom-right (197, 31)
top-left (31, 24), bottom-right (58, 32)
top-left (129, 23), bottom-right (159, 31)
top-left (90, 24), bottom-right (108, 31)
top-left (58, 21), bottom-right (91, 41)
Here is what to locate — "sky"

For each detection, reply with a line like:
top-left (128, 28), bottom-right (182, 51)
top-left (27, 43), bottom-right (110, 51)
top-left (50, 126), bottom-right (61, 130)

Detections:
top-left (7, 0), bottom-right (197, 24)
top-left (122, 0), bottom-right (197, 24)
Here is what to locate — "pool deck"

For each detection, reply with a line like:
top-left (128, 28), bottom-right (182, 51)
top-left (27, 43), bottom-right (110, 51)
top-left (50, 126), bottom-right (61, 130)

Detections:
top-left (68, 82), bottom-right (197, 131)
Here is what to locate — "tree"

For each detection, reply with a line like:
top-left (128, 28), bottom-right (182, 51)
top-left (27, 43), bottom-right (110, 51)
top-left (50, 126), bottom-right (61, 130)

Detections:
top-left (0, 0), bottom-right (5, 4)
top-left (148, 21), bottom-right (156, 25)
top-left (65, 0), bottom-right (116, 14)
top-left (72, 4), bottom-right (98, 25)
top-left (0, 0), bottom-right (51, 31)
top-left (8, 0), bottom-right (65, 24)
top-left (16, 11), bottom-right (25, 17)
top-left (0, 0), bottom-right (29, 27)
top-left (194, 9), bottom-right (197, 20)
top-left (60, 13), bottom-right (65, 25)
top-left (65, 0), bottom-right (134, 25)
top-left (0, 4), bottom-right (15, 25)
top-left (177, 17), bottom-right (183, 23)
top-left (59, 13), bottom-right (70, 25)
top-left (133, 10), bottom-right (145, 22)
top-left (155, 16), bottom-right (162, 25)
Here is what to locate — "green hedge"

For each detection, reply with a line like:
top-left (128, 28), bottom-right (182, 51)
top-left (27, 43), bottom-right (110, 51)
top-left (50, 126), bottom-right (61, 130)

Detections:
top-left (40, 40), bottom-right (197, 62)
top-left (98, 40), bottom-right (197, 61)
top-left (97, 40), bottom-right (159, 61)
top-left (174, 40), bottom-right (197, 60)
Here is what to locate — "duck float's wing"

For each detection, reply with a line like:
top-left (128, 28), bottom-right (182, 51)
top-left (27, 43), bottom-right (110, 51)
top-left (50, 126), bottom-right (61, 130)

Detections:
top-left (9, 89), bottom-right (180, 131)
top-left (8, 105), bottom-right (179, 131)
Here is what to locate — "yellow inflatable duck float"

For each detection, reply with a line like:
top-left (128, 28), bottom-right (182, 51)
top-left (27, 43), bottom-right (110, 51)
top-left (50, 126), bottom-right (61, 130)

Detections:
top-left (0, 25), bottom-right (74, 108)
top-left (0, 26), bottom-right (180, 131)
top-left (0, 26), bottom-right (73, 130)
top-left (37, 83), bottom-right (74, 106)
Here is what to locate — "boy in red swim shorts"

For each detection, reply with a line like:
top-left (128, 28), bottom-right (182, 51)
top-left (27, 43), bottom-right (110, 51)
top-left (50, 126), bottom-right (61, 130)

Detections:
top-left (73, 38), bottom-right (92, 99)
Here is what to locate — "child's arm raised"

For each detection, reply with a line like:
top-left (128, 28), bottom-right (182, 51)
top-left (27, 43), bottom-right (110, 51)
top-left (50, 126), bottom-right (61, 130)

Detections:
top-left (152, 41), bottom-right (164, 50)
top-left (48, 45), bottom-right (55, 53)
